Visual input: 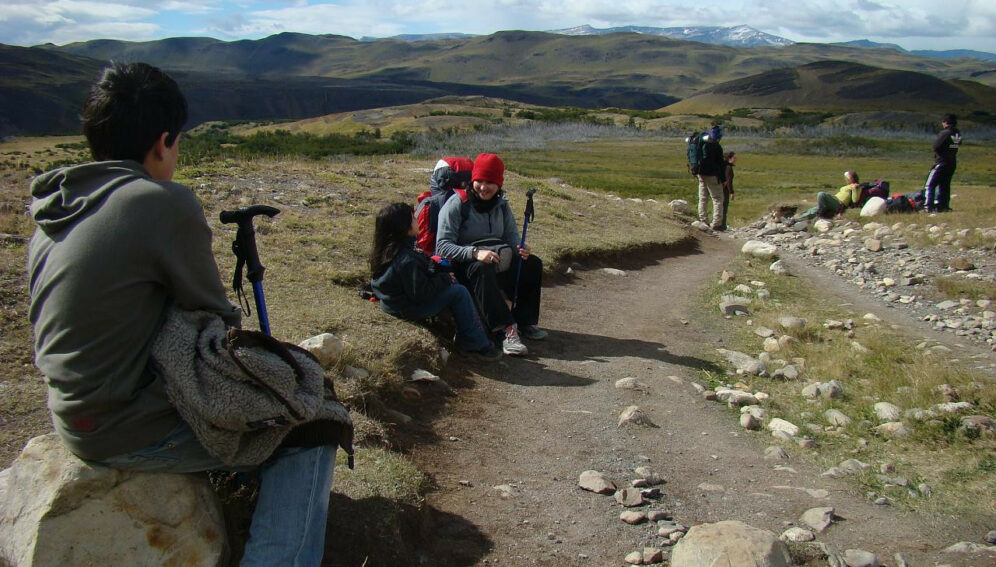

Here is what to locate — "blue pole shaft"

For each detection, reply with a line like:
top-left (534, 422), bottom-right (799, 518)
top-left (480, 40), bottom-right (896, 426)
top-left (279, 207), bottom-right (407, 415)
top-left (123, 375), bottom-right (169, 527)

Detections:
top-left (252, 281), bottom-right (271, 336)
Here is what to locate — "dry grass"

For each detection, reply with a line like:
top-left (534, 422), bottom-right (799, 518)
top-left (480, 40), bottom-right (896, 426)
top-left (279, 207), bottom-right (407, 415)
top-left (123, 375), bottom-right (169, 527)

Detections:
top-left (0, 144), bottom-right (687, 473)
top-left (700, 255), bottom-right (995, 520)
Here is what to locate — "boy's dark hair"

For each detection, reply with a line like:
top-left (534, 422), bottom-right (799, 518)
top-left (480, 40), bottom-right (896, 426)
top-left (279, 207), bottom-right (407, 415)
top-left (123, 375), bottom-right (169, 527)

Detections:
top-left (370, 202), bottom-right (415, 278)
top-left (82, 62), bottom-right (188, 162)
top-left (942, 113), bottom-right (957, 126)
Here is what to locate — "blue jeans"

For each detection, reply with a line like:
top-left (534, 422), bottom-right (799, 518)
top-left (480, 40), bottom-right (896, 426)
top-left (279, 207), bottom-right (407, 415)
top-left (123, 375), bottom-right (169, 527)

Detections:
top-left (95, 421), bottom-right (336, 567)
top-left (398, 283), bottom-right (493, 352)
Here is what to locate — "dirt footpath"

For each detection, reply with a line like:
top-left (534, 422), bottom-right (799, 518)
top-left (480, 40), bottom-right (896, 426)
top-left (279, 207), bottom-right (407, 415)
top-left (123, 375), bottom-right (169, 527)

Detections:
top-left (404, 234), bottom-right (979, 567)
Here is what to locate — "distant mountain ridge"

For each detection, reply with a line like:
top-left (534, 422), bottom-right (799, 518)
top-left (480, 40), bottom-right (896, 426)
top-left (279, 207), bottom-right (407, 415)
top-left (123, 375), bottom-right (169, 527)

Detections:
top-left (834, 39), bottom-right (996, 62)
top-left (2, 29), bottom-right (994, 136)
top-left (548, 24), bottom-right (794, 47)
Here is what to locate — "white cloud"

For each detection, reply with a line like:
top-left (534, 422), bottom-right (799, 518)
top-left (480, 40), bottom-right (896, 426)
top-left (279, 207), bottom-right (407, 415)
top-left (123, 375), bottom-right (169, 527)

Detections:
top-left (0, 0), bottom-right (993, 50)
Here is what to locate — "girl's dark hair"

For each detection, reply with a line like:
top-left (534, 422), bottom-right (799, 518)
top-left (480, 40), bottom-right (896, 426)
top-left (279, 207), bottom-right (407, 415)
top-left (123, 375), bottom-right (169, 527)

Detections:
top-left (82, 62), bottom-right (188, 163)
top-left (370, 202), bottom-right (414, 277)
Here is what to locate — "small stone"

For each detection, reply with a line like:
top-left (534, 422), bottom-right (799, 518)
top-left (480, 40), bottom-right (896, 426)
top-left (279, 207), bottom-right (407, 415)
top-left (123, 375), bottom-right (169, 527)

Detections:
top-left (843, 549), bottom-right (881, 567)
top-left (616, 377), bottom-right (648, 391)
top-left (800, 506), bottom-right (835, 532)
top-left (780, 527), bottom-right (815, 542)
top-left (825, 409), bottom-right (852, 427)
top-left (615, 487), bottom-right (645, 507)
top-left (874, 422), bottom-right (910, 438)
top-left (625, 550), bottom-right (643, 564)
top-left (643, 548), bottom-right (664, 564)
top-left (754, 326), bottom-right (775, 338)
top-left (770, 260), bottom-right (791, 275)
top-left (578, 470), bottom-right (616, 494)
top-left (778, 316), bottom-right (807, 331)
top-left (619, 406), bottom-right (657, 428)
top-left (764, 446), bottom-right (789, 461)
top-left (741, 413), bottom-right (761, 430)
top-left (720, 270), bottom-right (736, 283)
top-left (620, 511), bottom-right (648, 525)
top-left (410, 368), bottom-right (439, 382)
top-left (864, 238), bottom-right (883, 252)
top-left (874, 402), bottom-right (902, 422)
top-left (602, 268), bottom-right (628, 277)
top-left (949, 257), bottom-right (976, 271)
top-left (647, 510), bottom-right (672, 522)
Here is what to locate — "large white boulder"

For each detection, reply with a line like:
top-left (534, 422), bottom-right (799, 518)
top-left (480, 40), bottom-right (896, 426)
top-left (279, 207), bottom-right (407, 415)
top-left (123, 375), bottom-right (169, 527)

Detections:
top-left (671, 520), bottom-right (791, 567)
top-left (298, 332), bottom-right (345, 368)
top-left (0, 434), bottom-right (225, 567)
top-left (741, 241), bottom-right (778, 260)
top-left (860, 197), bottom-right (887, 217)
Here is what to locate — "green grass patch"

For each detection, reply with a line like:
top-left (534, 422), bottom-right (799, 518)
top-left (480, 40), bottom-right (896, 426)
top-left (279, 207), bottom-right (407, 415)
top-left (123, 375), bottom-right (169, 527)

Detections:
top-left (933, 276), bottom-right (996, 300)
top-left (697, 255), bottom-right (995, 520)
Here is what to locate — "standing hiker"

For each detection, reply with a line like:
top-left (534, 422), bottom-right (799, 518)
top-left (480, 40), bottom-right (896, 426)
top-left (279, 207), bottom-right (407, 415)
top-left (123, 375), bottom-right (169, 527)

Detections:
top-left (27, 62), bottom-right (342, 566)
top-left (695, 125), bottom-right (727, 231)
top-left (435, 153), bottom-right (545, 356)
top-left (370, 202), bottom-right (501, 359)
top-left (924, 113), bottom-right (961, 212)
top-left (718, 151), bottom-right (736, 231)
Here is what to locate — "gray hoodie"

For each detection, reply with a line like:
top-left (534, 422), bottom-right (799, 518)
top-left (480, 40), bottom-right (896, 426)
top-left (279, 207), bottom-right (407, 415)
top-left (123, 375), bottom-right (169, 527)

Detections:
top-left (434, 192), bottom-right (519, 262)
top-left (28, 160), bottom-right (240, 460)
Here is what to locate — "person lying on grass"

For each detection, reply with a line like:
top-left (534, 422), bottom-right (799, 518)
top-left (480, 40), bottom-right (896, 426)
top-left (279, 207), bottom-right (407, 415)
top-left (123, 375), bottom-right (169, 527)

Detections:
top-left (434, 153), bottom-right (546, 357)
top-left (370, 202), bottom-right (501, 360)
top-left (794, 170), bottom-right (863, 221)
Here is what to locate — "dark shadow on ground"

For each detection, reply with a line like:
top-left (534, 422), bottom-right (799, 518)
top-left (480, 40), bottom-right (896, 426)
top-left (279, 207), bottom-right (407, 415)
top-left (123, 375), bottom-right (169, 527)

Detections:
top-left (323, 494), bottom-right (492, 567)
top-left (547, 235), bottom-right (704, 283)
top-left (535, 329), bottom-right (723, 373)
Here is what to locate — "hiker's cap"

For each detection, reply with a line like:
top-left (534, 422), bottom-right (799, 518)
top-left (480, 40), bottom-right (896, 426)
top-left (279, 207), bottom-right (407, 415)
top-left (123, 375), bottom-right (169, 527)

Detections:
top-left (473, 153), bottom-right (504, 187)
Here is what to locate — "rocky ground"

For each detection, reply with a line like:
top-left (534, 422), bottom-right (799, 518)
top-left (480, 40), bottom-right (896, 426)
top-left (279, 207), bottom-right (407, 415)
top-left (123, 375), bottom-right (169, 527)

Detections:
top-left (384, 232), bottom-right (995, 567)
top-left (726, 213), bottom-right (996, 362)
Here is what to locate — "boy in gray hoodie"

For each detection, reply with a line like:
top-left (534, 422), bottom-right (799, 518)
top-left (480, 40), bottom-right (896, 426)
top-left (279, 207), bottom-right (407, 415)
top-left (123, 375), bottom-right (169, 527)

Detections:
top-left (28, 62), bottom-right (337, 566)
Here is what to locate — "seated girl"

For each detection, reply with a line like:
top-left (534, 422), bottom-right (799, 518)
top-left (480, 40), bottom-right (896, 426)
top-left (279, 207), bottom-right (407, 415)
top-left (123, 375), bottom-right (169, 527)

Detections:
top-left (370, 202), bottom-right (500, 359)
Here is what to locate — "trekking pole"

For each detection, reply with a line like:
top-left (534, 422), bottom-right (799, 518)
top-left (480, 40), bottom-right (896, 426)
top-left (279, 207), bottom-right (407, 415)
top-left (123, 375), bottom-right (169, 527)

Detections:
top-left (511, 189), bottom-right (536, 309)
top-left (220, 205), bottom-right (280, 335)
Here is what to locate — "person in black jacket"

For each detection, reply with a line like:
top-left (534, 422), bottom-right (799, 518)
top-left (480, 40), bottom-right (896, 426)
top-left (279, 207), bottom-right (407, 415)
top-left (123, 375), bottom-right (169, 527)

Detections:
top-left (696, 125), bottom-right (727, 231)
top-left (370, 202), bottom-right (500, 359)
top-left (924, 113), bottom-right (962, 212)
top-left (718, 151), bottom-right (736, 231)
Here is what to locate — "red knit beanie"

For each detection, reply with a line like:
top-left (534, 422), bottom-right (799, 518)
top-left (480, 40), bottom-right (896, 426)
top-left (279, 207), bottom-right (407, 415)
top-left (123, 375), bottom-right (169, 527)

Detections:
top-left (472, 153), bottom-right (504, 187)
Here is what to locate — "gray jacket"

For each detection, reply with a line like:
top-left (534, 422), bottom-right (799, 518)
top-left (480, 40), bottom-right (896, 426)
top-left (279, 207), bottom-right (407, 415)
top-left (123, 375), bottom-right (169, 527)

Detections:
top-left (151, 306), bottom-right (353, 467)
top-left (434, 193), bottom-right (519, 262)
top-left (28, 160), bottom-right (240, 460)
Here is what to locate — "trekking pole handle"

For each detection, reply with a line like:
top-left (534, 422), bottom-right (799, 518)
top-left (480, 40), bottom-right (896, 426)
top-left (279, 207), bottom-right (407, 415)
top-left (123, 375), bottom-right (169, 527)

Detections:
top-left (220, 205), bottom-right (280, 283)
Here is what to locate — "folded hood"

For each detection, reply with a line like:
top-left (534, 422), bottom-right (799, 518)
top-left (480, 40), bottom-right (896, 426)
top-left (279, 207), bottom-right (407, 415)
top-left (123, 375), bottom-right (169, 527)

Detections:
top-left (30, 160), bottom-right (149, 235)
top-left (428, 156), bottom-right (473, 198)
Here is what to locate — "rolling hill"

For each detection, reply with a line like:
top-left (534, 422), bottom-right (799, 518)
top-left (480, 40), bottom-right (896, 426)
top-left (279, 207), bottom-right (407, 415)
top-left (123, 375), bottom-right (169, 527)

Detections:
top-left (2, 30), bottom-right (994, 136)
top-left (663, 60), bottom-right (996, 115)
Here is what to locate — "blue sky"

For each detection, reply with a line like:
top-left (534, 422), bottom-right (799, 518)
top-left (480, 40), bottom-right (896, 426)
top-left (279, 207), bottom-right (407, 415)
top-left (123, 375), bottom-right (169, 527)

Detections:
top-left (1, 0), bottom-right (994, 52)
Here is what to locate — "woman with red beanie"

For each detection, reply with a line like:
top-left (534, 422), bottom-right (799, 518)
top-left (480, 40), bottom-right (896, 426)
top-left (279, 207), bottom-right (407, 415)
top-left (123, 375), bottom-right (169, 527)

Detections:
top-left (435, 153), bottom-right (545, 356)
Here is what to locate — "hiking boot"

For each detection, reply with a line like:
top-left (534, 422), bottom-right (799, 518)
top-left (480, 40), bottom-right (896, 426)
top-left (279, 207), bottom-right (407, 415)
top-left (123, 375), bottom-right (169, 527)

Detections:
top-left (502, 326), bottom-right (529, 356)
top-left (520, 324), bottom-right (548, 340)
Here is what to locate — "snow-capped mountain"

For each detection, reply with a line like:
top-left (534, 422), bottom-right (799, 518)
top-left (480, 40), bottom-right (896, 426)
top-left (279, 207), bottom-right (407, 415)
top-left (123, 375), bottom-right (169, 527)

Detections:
top-left (549, 25), bottom-right (794, 47)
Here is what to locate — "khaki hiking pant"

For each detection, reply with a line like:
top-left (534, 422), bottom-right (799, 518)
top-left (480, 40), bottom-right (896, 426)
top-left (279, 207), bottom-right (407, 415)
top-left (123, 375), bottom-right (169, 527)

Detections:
top-left (697, 174), bottom-right (724, 228)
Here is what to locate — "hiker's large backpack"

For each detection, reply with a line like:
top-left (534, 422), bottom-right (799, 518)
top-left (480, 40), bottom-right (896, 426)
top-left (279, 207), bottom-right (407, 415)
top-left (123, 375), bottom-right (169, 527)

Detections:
top-left (685, 132), bottom-right (706, 175)
top-left (857, 180), bottom-right (890, 206)
top-left (415, 157), bottom-right (473, 255)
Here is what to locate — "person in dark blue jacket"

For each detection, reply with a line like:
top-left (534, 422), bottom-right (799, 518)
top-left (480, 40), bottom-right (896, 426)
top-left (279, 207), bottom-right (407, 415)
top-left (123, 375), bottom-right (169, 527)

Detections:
top-left (370, 202), bottom-right (500, 359)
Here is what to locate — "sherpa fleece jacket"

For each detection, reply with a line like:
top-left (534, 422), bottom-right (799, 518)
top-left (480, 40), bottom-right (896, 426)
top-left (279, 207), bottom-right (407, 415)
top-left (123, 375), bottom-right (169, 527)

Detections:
top-left (370, 238), bottom-right (452, 317)
top-left (28, 160), bottom-right (240, 461)
top-left (435, 193), bottom-right (519, 263)
top-left (150, 306), bottom-right (353, 467)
